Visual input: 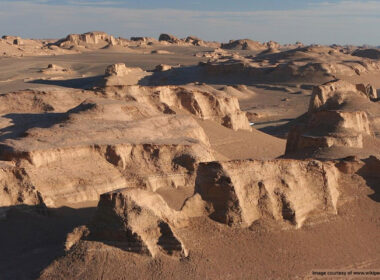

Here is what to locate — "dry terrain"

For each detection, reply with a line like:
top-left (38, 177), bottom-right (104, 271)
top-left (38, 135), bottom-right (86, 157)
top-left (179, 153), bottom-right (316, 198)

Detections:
top-left (0, 32), bottom-right (379, 280)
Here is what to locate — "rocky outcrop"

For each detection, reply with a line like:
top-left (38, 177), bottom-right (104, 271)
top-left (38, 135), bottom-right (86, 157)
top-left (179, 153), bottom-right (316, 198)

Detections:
top-left (67, 188), bottom-right (208, 257)
top-left (39, 64), bottom-right (72, 75)
top-left (352, 48), bottom-right (380, 60)
top-left (155, 64), bottom-right (173, 72)
top-left (185, 36), bottom-right (203, 46)
top-left (159, 34), bottom-right (180, 44)
top-left (55, 31), bottom-right (118, 49)
top-left (88, 189), bottom-right (188, 257)
top-left (200, 46), bottom-right (380, 85)
top-left (101, 63), bottom-right (149, 86)
top-left (0, 162), bottom-right (45, 218)
top-left (0, 96), bottom-right (214, 208)
top-left (130, 37), bottom-right (157, 43)
top-left (221, 39), bottom-right (266, 51)
top-left (112, 85), bottom-right (251, 131)
top-left (195, 159), bottom-right (340, 228)
top-left (308, 80), bottom-right (370, 112)
top-left (153, 86), bottom-right (251, 131)
top-left (286, 80), bottom-right (377, 157)
top-left (2, 35), bottom-right (23, 45)
top-left (286, 110), bottom-right (372, 153)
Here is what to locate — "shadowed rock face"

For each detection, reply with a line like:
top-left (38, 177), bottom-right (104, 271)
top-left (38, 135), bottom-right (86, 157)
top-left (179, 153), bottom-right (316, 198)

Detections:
top-left (0, 162), bottom-right (45, 218)
top-left (62, 153), bottom-right (378, 260)
top-left (352, 48), bottom-right (380, 60)
top-left (195, 159), bottom-right (340, 228)
top-left (286, 110), bottom-right (372, 152)
top-left (86, 188), bottom-right (188, 257)
top-left (159, 34), bottom-right (180, 44)
top-left (66, 188), bottom-right (209, 257)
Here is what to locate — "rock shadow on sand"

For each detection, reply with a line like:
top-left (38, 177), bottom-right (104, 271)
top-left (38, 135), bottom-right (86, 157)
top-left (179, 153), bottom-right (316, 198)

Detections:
top-left (0, 112), bottom-right (66, 142)
top-left (27, 75), bottom-right (103, 89)
top-left (0, 204), bottom-right (96, 280)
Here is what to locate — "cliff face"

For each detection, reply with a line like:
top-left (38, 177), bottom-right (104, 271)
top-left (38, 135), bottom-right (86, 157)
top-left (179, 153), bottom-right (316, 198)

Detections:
top-left (55, 31), bottom-right (118, 49)
top-left (195, 159), bottom-right (340, 228)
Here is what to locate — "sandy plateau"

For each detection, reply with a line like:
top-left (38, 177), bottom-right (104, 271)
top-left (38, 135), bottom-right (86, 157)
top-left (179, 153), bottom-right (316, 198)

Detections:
top-left (0, 31), bottom-right (379, 280)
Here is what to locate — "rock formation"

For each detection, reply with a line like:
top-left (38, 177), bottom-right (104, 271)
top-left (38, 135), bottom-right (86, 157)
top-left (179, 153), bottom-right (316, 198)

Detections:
top-left (286, 80), bottom-right (380, 158)
top-left (0, 162), bottom-right (45, 219)
top-left (54, 31), bottom-right (118, 49)
top-left (0, 90), bottom-right (215, 211)
top-left (352, 48), bottom-right (380, 60)
top-left (195, 159), bottom-right (340, 228)
top-left (199, 46), bottom-right (380, 85)
top-left (101, 63), bottom-right (149, 87)
top-left (159, 34), bottom-right (180, 44)
top-left (39, 64), bottom-right (72, 75)
top-left (221, 39), bottom-right (266, 51)
top-left (68, 188), bottom-right (208, 257)
top-left (104, 85), bottom-right (251, 131)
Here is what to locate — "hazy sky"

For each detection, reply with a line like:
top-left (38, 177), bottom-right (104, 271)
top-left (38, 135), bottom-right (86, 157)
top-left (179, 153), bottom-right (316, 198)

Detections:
top-left (1, 0), bottom-right (380, 45)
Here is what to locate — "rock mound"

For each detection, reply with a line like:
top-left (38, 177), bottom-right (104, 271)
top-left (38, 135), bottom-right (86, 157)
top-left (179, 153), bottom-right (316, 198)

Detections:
top-left (159, 33), bottom-right (180, 44)
top-left (221, 39), bottom-right (266, 51)
top-left (308, 80), bottom-right (370, 112)
top-left (352, 48), bottom-right (380, 60)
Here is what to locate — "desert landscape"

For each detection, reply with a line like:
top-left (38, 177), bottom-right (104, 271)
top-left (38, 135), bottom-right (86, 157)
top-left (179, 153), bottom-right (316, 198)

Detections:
top-left (0, 28), bottom-right (379, 280)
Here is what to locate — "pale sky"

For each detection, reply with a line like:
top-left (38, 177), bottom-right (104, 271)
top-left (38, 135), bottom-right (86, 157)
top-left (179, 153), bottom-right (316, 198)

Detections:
top-left (0, 0), bottom-right (380, 45)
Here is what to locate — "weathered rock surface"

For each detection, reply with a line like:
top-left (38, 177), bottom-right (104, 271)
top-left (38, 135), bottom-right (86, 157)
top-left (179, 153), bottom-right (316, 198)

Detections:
top-left (0, 92), bottom-right (215, 210)
top-left (159, 34), bottom-right (180, 44)
top-left (106, 85), bottom-right (251, 131)
top-left (39, 64), bottom-right (72, 75)
top-left (195, 159), bottom-right (340, 228)
top-left (199, 46), bottom-right (380, 85)
top-left (71, 188), bottom-right (207, 257)
top-left (308, 80), bottom-right (371, 112)
top-left (286, 80), bottom-right (380, 158)
top-left (101, 63), bottom-right (149, 86)
top-left (55, 31), bottom-right (118, 49)
top-left (0, 161), bottom-right (44, 218)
